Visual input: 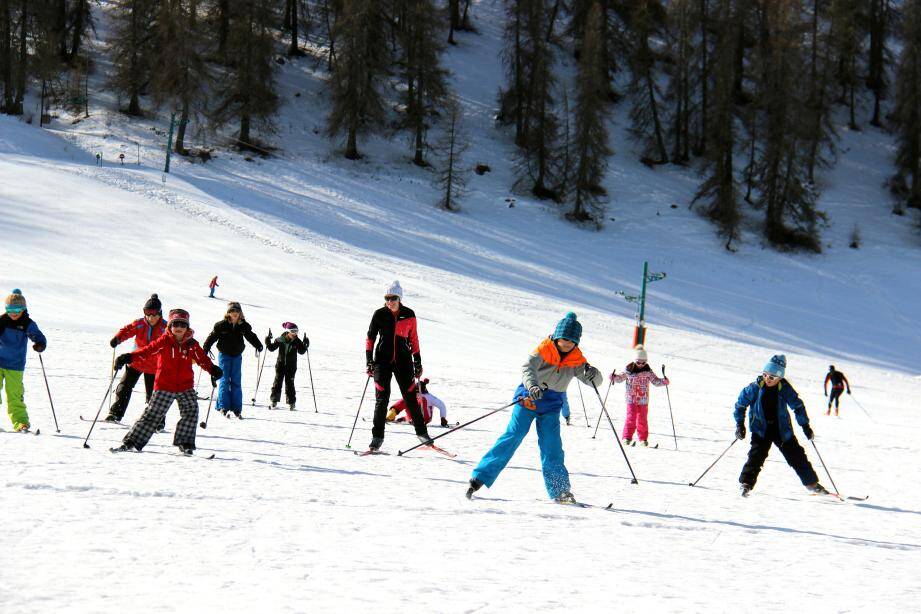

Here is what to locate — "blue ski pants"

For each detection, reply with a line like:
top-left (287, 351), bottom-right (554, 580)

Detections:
top-left (561, 393), bottom-right (570, 420)
top-left (216, 353), bottom-right (243, 412)
top-left (472, 403), bottom-right (571, 499)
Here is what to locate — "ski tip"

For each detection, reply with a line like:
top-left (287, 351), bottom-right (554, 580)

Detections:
top-left (688, 482), bottom-right (695, 487)
top-left (35, 429), bottom-right (40, 435)
top-left (630, 479), bottom-right (639, 484)
top-left (605, 503), bottom-right (613, 509)
top-left (397, 451), bottom-right (404, 456)
top-left (206, 454), bottom-right (215, 459)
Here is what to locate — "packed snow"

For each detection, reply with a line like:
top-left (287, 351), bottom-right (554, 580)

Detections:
top-left (2, 1), bottom-right (921, 611)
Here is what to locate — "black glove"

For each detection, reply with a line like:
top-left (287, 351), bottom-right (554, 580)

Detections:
top-left (303, 334), bottom-right (309, 349)
top-left (32, 343), bottom-right (45, 353)
top-left (109, 337), bottom-right (119, 349)
top-left (583, 363), bottom-right (600, 382)
top-left (609, 370), bottom-right (617, 383)
top-left (846, 390), bottom-right (851, 395)
top-left (264, 334), bottom-right (272, 346)
top-left (366, 361), bottom-right (374, 377)
top-left (528, 385), bottom-right (544, 401)
top-left (735, 423), bottom-right (746, 440)
top-left (255, 343), bottom-right (264, 354)
top-left (115, 353), bottom-right (133, 370)
top-left (413, 355), bottom-right (423, 378)
top-left (824, 391), bottom-right (828, 397)
top-left (211, 365), bottom-right (223, 387)
top-left (803, 424), bottom-right (814, 440)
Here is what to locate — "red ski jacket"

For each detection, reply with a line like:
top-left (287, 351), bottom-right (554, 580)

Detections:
top-left (115, 317), bottom-right (168, 374)
top-left (130, 330), bottom-right (215, 393)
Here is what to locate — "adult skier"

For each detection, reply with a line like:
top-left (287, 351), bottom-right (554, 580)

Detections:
top-left (466, 312), bottom-right (603, 503)
top-left (735, 354), bottom-right (828, 497)
top-left (824, 365), bottom-right (851, 416)
top-left (203, 302), bottom-right (263, 418)
top-left (365, 281), bottom-right (433, 451)
top-left (0, 290), bottom-right (46, 432)
top-left (106, 294), bottom-right (167, 425)
top-left (112, 309), bottom-right (222, 455)
top-left (609, 345), bottom-right (668, 446)
top-left (265, 322), bottom-right (308, 410)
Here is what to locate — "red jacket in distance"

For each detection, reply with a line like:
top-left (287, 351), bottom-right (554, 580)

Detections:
top-left (114, 317), bottom-right (168, 374)
top-left (130, 329), bottom-right (214, 393)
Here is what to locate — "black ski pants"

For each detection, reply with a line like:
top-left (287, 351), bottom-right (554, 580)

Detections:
top-left (109, 366), bottom-right (155, 420)
top-left (372, 361), bottom-right (428, 440)
top-left (828, 387), bottom-right (844, 409)
top-left (739, 430), bottom-right (818, 488)
top-left (270, 366), bottom-right (297, 405)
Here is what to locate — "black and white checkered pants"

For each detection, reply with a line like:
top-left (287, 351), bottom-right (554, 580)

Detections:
top-left (123, 389), bottom-right (199, 451)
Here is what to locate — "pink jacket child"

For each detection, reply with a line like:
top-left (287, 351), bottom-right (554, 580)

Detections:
top-left (609, 345), bottom-right (668, 446)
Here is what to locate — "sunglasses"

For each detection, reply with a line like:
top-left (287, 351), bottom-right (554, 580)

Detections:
top-left (762, 373), bottom-right (780, 381)
top-left (384, 296), bottom-right (400, 302)
top-left (170, 322), bottom-right (189, 329)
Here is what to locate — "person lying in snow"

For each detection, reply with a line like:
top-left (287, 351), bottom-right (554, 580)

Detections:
top-left (386, 378), bottom-right (450, 427)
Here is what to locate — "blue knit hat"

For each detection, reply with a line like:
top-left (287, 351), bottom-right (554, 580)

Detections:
top-left (763, 354), bottom-right (786, 378)
top-left (551, 312), bottom-right (582, 345)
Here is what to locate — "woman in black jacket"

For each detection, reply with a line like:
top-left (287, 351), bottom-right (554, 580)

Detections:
top-left (365, 281), bottom-right (432, 452)
top-left (203, 302), bottom-right (263, 418)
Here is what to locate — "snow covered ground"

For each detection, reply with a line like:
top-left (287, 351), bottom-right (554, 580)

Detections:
top-left (2, 1), bottom-right (921, 610)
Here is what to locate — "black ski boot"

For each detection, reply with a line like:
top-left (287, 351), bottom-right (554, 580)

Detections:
top-left (554, 491), bottom-right (577, 504)
top-left (177, 444), bottom-right (194, 456)
top-left (369, 436), bottom-right (384, 452)
top-left (808, 482), bottom-right (830, 495)
top-left (440, 417), bottom-right (449, 427)
top-left (740, 483), bottom-right (752, 497)
top-left (110, 443), bottom-right (136, 453)
top-left (466, 478), bottom-right (483, 500)
top-left (104, 414), bottom-right (121, 423)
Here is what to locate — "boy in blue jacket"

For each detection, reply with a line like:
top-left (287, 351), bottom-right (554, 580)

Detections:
top-left (0, 290), bottom-right (47, 432)
top-left (734, 354), bottom-right (828, 497)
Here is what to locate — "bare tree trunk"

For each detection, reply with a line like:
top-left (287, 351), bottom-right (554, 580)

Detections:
top-left (70, 0), bottom-right (88, 58)
top-left (218, 0), bottom-right (230, 58)
top-left (13, 0), bottom-right (26, 114)
top-left (1, 0), bottom-right (12, 112)
top-left (288, 0), bottom-right (300, 55)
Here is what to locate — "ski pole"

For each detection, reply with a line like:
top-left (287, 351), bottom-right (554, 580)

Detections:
top-left (196, 365), bottom-right (203, 392)
top-left (82, 367), bottom-right (122, 448)
top-left (306, 349), bottom-right (318, 413)
top-left (199, 380), bottom-right (217, 429)
top-left (398, 396), bottom-right (523, 456)
top-left (688, 438), bottom-right (737, 486)
top-left (849, 394), bottom-right (874, 422)
top-left (590, 381), bottom-right (638, 484)
top-left (809, 439), bottom-right (841, 497)
top-left (251, 345), bottom-right (267, 406)
top-left (577, 380), bottom-right (590, 427)
top-left (108, 348), bottom-right (116, 406)
top-left (37, 354), bottom-right (60, 433)
top-left (346, 376), bottom-right (371, 448)
top-left (593, 378), bottom-right (613, 439)
top-left (662, 364), bottom-right (678, 450)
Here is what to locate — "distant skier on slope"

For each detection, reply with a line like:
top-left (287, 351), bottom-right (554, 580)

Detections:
top-left (365, 281), bottom-right (434, 451)
top-left (203, 302), bottom-right (263, 419)
top-left (466, 312), bottom-right (603, 504)
top-left (735, 354), bottom-right (828, 497)
top-left (265, 322), bottom-right (308, 410)
top-left (209, 276), bottom-right (219, 298)
top-left (106, 294), bottom-right (167, 428)
top-left (824, 365), bottom-right (851, 416)
top-left (0, 290), bottom-right (46, 433)
top-left (112, 309), bottom-right (222, 455)
top-left (609, 345), bottom-right (668, 447)
top-left (387, 378), bottom-right (450, 427)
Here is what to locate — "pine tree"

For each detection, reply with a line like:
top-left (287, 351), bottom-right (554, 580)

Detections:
top-left (664, 0), bottom-right (697, 164)
top-left (891, 0), bottom-right (921, 210)
top-left (750, 0), bottom-right (823, 251)
top-left (1, 0), bottom-right (12, 112)
top-left (626, 0), bottom-right (668, 165)
top-left (400, 0), bottom-right (449, 166)
top-left (150, 0), bottom-right (211, 154)
top-left (866, 0), bottom-right (891, 127)
top-left (828, 0), bottom-right (863, 130)
top-left (803, 0), bottom-right (837, 183)
top-left (432, 97), bottom-right (468, 210)
top-left (569, 1), bottom-right (610, 226)
top-left (109, 0), bottom-right (158, 116)
top-left (325, 0), bottom-right (389, 159)
top-left (210, 0), bottom-right (279, 149)
top-left (691, 0), bottom-right (739, 249)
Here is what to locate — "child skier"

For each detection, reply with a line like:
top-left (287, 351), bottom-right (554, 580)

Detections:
top-left (203, 301), bottom-right (263, 418)
top-left (0, 290), bottom-right (47, 432)
top-left (609, 345), bottom-right (668, 446)
top-left (735, 354), bottom-right (828, 497)
top-left (112, 309), bottom-right (222, 455)
top-left (265, 322), bottom-right (308, 410)
top-left (386, 378), bottom-right (450, 427)
top-left (824, 365), bottom-right (851, 416)
top-left (106, 294), bottom-right (167, 425)
top-left (365, 281), bottom-right (434, 451)
top-left (466, 312), bottom-right (602, 503)
top-left (209, 276), bottom-right (219, 298)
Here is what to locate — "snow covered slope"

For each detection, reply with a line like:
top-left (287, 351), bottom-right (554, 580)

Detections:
top-left (2, 0), bottom-right (921, 610)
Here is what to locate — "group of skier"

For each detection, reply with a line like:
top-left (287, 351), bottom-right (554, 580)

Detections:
top-left (2, 281), bottom-right (854, 501)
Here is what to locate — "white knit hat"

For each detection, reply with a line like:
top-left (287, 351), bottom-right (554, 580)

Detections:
top-left (634, 345), bottom-right (648, 361)
top-left (385, 280), bottom-right (403, 299)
